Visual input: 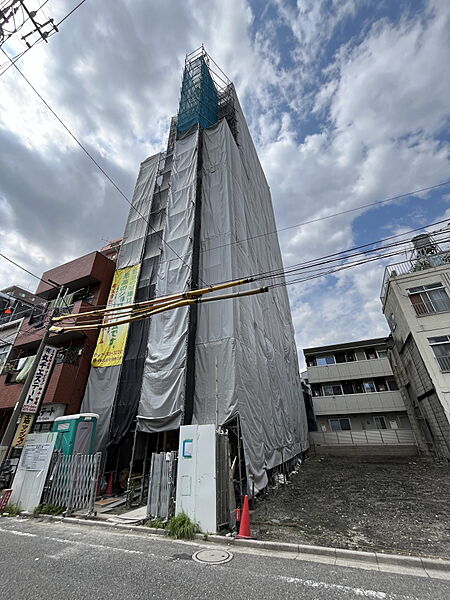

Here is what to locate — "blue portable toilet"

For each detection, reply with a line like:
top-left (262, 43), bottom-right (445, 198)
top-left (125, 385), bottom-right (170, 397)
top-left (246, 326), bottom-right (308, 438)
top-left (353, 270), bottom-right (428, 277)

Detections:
top-left (51, 413), bottom-right (98, 455)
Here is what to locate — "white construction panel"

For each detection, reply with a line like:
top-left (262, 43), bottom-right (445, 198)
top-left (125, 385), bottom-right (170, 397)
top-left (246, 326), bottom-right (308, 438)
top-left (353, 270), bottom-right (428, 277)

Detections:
top-left (10, 432), bottom-right (57, 512)
top-left (176, 424), bottom-right (217, 533)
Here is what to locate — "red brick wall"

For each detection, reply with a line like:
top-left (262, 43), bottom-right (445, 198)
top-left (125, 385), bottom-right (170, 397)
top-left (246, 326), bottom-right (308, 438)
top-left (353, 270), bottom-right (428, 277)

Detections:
top-left (0, 251), bottom-right (115, 414)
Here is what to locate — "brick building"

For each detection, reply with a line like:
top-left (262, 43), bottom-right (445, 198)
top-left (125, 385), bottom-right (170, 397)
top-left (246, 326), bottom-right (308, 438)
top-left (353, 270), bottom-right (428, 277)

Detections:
top-left (0, 251), bottom-right (115, 439)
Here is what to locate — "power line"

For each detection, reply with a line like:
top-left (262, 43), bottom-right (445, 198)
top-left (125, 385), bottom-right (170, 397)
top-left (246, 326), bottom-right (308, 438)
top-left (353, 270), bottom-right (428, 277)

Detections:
top-left (269, 235), bottom-right (450, 289)
top-left (0, 251), bottom-right (58, 287)
top-left (0, 0), bottom-right (86, 76)
top-left (256, 228), bottom-right (450, 283)
top-left (0, 44), bottom-right (209, 288)
top-left (49, 216), bottom-right (450, 313)
top-left (197, 181), bottom-right (450, 258)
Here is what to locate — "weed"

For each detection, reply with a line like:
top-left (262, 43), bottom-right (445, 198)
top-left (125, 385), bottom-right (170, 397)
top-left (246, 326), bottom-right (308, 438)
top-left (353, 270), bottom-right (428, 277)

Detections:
top-left (33, 504), bottom-right (64, 516)
top-left (145, 518), bottom-right (165, 529)
top-left (166, 512), bottom-right (199, 540)
top-left (3, 503), bottom-right (21, 516)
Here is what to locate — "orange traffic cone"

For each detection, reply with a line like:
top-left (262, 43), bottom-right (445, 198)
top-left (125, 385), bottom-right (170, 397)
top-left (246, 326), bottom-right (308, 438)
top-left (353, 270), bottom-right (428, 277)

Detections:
top-left (236, 494), bottom-right (252, 539)
top-left (105, 472), bottom-right (114, 496)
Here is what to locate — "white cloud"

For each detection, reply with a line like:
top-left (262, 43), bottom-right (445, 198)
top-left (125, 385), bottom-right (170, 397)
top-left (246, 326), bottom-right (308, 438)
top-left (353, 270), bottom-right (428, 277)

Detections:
top-left (0, 0), bottom-right (449, 362)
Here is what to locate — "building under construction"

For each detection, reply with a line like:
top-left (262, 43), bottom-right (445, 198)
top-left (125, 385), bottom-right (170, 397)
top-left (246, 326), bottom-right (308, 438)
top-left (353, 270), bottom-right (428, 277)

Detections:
top-left (81, 48), bottom-right (308, 499)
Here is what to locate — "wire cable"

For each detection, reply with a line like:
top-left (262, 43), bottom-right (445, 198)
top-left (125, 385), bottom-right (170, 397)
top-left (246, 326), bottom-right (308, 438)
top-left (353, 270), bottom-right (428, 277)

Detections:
top-left (0, 1), bottom-right (86, 76)
top-left (0, 45), bottom-right (209, 288)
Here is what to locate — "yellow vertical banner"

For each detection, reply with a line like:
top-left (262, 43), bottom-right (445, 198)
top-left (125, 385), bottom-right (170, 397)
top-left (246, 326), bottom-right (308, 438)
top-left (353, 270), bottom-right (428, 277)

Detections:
top-left (12, 413), bottom-right (35, 448)
top-left (91, 265), bottom-right (140, 367)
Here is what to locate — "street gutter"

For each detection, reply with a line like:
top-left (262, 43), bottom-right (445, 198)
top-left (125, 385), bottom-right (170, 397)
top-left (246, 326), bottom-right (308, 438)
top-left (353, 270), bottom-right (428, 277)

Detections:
top-left (7, 512), bottom-right (450, 581)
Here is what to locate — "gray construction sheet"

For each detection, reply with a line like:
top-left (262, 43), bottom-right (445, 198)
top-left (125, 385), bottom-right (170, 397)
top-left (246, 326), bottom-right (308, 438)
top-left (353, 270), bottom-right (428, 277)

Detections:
top-left (194, 98), bottom-right (308, 492)
top-left (137, 130), bottom-right (199, 433)
top-left (81, 153), bottom-right (160, 450)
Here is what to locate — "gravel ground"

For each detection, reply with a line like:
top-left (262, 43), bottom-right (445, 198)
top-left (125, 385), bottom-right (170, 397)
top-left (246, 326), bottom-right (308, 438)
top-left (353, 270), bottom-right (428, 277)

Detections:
top-left (252, 456), bottom-right (450, 558)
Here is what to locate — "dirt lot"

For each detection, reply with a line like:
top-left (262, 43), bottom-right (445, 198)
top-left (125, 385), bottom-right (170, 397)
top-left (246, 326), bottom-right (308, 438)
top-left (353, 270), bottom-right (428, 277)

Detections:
top-left (252, 456), bottom-right (450, 558)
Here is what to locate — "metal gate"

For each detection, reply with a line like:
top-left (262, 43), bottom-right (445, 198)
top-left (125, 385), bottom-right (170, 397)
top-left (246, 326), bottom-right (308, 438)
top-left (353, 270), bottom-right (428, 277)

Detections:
top-left (216, 432), bottom-right (234, 528)
top-left (45, 452), bottom-right (101, 516)
top-left (146, 451), bottom-right (177, 521)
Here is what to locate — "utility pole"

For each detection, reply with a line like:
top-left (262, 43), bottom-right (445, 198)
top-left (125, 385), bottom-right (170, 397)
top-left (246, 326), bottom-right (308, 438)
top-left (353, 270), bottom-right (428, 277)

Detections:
top-left (0, 285), bottom-right (64, 469)
top-left (0, 1), bottom-right (57, 48)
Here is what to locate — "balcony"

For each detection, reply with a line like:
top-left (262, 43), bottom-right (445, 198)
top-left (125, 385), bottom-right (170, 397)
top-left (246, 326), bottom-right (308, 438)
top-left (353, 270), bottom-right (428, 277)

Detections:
top-left (307, 357), bottom-right (393, 383)
top-left (310, 429), bottom-right (416, 446)
top-left (380, 250), bottom-right (450, 303)
top-left (14, 300), bottom-right (96, 350)
top-left (312, 391), bottom-right (405, 415)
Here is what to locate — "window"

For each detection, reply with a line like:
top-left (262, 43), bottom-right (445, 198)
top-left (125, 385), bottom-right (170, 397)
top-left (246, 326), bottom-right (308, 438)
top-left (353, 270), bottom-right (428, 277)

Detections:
top-left (375, 378), bottom-right (388, 392)
top-left (363, 380), bottom-right (376, 393)
top-left (428, 335), bottom-right (450, 372)
top-left (374, 416), bottom-right (387, 430)
top-left (355, 350), bottom-right (367, 361)
top-left (316, 355), bottom-right (335, 366)
top-left (388, 313), bottom-right (397, 331)
top-left (376, 350), bottom-right (387, 358)
top-left (365, 348), bottom-right (377, 360)
top-left (0, 346), bottom-right (9, 373)
top-left (408, 283), bottom-right (450, 315)
top-left (322, 384), bottom-right (343, 396)
top-left (386, 378), bottom-right (399, 391)
top-left (354, 380), bottom-right (364, 393)
top-left (330, 418), bottom-right (351, 431)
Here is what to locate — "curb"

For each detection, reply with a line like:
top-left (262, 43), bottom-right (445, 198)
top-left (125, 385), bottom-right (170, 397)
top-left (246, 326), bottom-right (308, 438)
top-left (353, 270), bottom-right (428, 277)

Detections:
top-left (12, 512), bottom-right (450, 575)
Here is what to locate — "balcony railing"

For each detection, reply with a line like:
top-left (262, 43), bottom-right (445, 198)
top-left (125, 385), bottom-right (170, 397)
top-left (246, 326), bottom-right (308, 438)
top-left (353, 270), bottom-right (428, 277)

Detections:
top-left (310, 429), bottom-right (416, 446)
top-left (380, 250), bottom-right (450, 303)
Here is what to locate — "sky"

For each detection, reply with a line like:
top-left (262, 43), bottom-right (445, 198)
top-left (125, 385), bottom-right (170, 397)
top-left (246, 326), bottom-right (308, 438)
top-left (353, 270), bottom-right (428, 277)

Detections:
top-left (0, 0), bottom-right (449, 367)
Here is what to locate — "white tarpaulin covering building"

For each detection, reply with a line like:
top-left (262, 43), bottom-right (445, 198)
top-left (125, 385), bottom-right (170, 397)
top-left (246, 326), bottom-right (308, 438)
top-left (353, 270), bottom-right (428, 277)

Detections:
top-left (82, 48), bottom-right (308, 493)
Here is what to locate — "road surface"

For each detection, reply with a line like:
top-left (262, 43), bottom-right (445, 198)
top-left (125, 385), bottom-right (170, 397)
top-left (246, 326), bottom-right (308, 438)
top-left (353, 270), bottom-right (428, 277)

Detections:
top-left (0, 518), bottom-right (448, 600)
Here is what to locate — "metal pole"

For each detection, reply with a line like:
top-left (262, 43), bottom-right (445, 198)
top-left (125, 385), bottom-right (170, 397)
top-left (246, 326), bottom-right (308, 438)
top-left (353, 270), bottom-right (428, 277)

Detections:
top-left (126, 425), bottom-right (138, 506)
top-left (0, 286), bottom-right (64, 468)
top-left (139, 433), bottom-right (150, 504)
top-left (215, 356), bottom-right (219, 431)
top-left (236, 417), bottom-right (243, 504)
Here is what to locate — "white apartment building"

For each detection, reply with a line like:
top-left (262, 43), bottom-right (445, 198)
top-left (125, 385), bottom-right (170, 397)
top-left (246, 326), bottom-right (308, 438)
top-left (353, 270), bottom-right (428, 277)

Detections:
top-left (381, 234), bottom-right (450, 460)
top-left (304, 338), bottom-right (417, 455)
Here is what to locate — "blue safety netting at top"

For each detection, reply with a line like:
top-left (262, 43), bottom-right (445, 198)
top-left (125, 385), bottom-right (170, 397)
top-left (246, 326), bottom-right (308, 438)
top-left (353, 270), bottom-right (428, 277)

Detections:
top-left (177, 56), bottom-right (218, 132)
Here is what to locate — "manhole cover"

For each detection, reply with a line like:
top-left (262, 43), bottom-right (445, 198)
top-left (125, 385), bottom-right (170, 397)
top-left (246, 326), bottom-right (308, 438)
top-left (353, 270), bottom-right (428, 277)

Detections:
top-left (192, 549), bottom-right (233, 564)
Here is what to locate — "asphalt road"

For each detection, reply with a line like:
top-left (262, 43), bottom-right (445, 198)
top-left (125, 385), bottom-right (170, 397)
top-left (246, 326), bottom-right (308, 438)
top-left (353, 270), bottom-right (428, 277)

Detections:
top-left (0, 518), bottom-right (449, 600)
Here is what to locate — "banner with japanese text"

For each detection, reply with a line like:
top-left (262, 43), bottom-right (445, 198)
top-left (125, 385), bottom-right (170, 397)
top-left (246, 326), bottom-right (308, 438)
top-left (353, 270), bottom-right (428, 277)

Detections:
top-left (12, 413), bottom-right (34, 447)
top-left (91, 264), bottom-right (140, 367)
top-left (22, 345), bottom-right (58, 414)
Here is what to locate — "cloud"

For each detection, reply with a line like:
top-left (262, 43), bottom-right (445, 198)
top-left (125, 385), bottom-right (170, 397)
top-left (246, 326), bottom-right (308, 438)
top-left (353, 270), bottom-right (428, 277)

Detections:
top-left (0, 0), bottom-right (449, 362)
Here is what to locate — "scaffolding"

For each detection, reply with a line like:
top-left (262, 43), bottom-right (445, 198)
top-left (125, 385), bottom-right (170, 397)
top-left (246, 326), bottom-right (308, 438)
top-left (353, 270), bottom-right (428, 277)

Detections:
top-left (104, 49), bottom-right (245, 509)
top-left (176, 46), bottom-right (237, 142)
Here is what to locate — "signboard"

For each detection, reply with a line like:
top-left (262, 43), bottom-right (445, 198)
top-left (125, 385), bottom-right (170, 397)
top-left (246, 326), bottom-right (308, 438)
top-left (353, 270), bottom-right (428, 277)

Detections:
top-left (36, 403), bottom-right (65, 423)
top-left (22, 345), bottom-right (58, 414)
top-left (92, 265), bottom-right (140, 367)
top-left (182, 439), bottom-right (193, 458)
top-left (12, 413), bottom-right (34, 448)
top-left (0, 489), bottom-right (12, 511)
top-left (10, 432), bottom-right (57, 512)
top-left (21, 442), bottom-right (54, 471)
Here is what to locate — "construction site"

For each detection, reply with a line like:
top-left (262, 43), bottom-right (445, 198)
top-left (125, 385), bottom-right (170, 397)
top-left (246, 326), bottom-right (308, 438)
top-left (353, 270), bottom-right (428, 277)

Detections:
top-left (1, 47), bottom-right (309, 532)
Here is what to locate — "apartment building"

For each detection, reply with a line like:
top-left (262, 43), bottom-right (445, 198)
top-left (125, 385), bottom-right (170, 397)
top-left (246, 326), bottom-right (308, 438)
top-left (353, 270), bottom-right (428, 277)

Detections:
top-left (0, 251), bottom-right (115, 443)
top-left (304, 338), bottom-right (417, 455)
top-left (381, 233), bottom-right (450, 459)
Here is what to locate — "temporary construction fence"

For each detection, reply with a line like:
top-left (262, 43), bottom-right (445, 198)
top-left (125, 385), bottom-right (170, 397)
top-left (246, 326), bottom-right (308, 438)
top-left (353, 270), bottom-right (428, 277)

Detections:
top-left (45, 452), bottom-right (101, 516)
top-left (146, 451), bottom-right (177, 521)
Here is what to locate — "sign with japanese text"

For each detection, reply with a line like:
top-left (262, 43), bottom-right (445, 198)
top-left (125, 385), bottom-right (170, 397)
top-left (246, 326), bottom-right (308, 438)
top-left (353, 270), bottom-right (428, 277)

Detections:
top-left (22, 345), bottom-right (58, 414)
top-left (12, 413), bottom-right (34, 447)
top-left (36, 403), bottom-right (65, 423)
top-left (92, 265), bottom-right (140, 367)
top-left (21, 442), bottom-right (54, 471)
